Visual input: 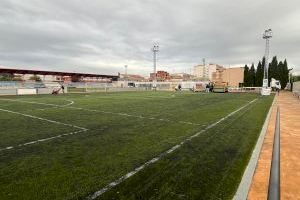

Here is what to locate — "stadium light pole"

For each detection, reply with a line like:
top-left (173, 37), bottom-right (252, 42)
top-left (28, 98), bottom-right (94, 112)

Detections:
top-left (124, 65), bottom-right (128, 88)
top-left (152, 44), bottom-right (159, 90)
top-left (288, 68), bottom-right (293, 91)
top-left (261, 28), bottom-right (272, 95)
top-left (202, 58), bottom-right (206, 78)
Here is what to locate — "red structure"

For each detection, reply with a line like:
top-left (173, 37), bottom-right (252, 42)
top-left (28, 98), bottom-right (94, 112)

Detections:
top-left (0, 67), bottom-right (119, 81)
top-left (150, 70), bottom-right (170, 81)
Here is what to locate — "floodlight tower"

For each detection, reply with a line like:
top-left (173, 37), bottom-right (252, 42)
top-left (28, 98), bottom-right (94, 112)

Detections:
top-left (202, 58), bottom-right (206, 78)
top-left (152, 44), bottom-right (159, 90)
top-left (261, 29), bottom-right (272, 95)
top-left (124, 65), bottom-right (128, 87)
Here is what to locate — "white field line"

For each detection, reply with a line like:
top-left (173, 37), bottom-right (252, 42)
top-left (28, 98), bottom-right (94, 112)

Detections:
top-left (232, 96), bottom-right (276, 200)
top-left (0, 106), bottom-right (88, 152)
top-left (0, 108), bottom-right (86, 130)
top-left (86, 98), bottom-right (258, 200)
top-left (63, 100), bottom-right (74, 106)
top-left (93, 96), bottom-right (175, 99)
top-left (0, 99), bottom-right (204, 127)
top-left (0, 98), bottom-right (74, 108)
top-left (0, 129), bottom-right (88, 152)
top-left (68, 106), bottom-right (205, 127)
top-left (91, 93), bottom-right (206, 100)
top-left (36, 100), bottom-right (74, 111)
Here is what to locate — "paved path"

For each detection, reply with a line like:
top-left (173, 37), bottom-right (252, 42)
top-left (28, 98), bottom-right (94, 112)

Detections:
top-left (248, 91), bottom-right (300, 199)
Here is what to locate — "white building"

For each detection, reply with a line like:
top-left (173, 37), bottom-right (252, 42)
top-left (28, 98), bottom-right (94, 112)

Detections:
top-left (193, 65), bottom-right (205, 78)
top-left (18, 74), bottom-right (58, 81)
top-left (193, 63), bottom-right (223, 80)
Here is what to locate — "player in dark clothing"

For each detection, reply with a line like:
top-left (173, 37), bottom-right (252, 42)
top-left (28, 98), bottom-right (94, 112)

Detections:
top-left (178, 84), bottom-right (182, 91)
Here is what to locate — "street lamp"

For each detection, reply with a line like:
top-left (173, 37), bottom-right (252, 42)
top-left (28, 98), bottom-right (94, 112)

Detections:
top-left (152, 44), bottom-right (159, 90)
top-left (124, 65), bottom-right (128, 88)
top-left (288, 68), bottom-right (293, 91)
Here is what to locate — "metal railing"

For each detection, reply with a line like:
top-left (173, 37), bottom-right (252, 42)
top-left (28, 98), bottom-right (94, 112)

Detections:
top-left (0, 81), bottom-right (46, 88)
top-left (228, 87), bottom-right (262, 93)
top-left (268, 107), bottom-right (281, 200)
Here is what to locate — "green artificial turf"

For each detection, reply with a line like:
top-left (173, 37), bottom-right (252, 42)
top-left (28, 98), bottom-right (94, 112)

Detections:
top-left (0, 91), bottom-right (273, 200)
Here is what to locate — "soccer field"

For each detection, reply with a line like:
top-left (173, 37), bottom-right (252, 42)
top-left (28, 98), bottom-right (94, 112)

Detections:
top-left (0, 91), bottom-right (273, 200)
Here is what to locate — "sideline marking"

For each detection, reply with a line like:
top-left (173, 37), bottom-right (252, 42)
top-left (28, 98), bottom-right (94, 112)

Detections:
top-left (233, 96), bottom-right (275, 200)
top-left (86, 98), bottom-right (258, 199)
top-left (0, 99), bottom-right (204, 127)
top-left (0, 129), bottom-right (87, 152)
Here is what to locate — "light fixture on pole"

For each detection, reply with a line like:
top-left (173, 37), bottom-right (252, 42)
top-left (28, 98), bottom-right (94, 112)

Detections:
top-left (152, 43), bottom-right (159, 90)
top-left (261, 28), bottom-right (272, 95)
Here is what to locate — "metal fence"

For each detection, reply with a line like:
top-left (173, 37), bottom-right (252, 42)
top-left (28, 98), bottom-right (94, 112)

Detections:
top-left (0, 81), bottom-right (65, 95)
top-left (268, 107), bottom-right (280, 200)
top-left (292, 81), bottom-right (300, 98)
top-left (1, 81), bottom-right (283, 95)
top-left (0, 81), bottom-right (46, 88)
top-left (228, 87), bottom-right (262, 93)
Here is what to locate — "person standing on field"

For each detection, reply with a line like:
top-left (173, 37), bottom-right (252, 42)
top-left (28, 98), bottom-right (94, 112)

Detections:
top-left (206, 84), bottom-right (210, 93)
top-left (178, 84), bottom-right (182, 91)
top-left (61, 84), bottom-right (65, 94)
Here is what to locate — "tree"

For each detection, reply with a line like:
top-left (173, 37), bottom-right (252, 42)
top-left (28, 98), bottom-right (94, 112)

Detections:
top-left (0, 73), bottom-right (13, 81)
top-left (261, 56), bottom-right (266, 83)
top-left (12, 77), bottom-right (22, 81)
top-left (29, 75), bottom-right (41, 81)
top-left (280, 59), bottom-right (289, 89)
top-left (268, 56), bottom-right (278, 82)
top-left (249, 63), bottom-right (256, 86)
top-left (246, 56), bottom-right (290, 89)
top-left (292, 75), bottom-right (300, 82)
top-left (255, 61), bottom-right (264, 87)
top-left (243, 65), bottom-right (249, 86)
top-left (0, 73), bottom-right (22, 81)
top-left (261, 56), bottom-right (266, 72)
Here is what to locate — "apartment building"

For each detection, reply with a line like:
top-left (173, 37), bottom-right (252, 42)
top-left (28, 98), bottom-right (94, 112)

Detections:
top-left (211, 67), bottom-right (244, 87)
top-left (193, 63), bottom-right (223, 80)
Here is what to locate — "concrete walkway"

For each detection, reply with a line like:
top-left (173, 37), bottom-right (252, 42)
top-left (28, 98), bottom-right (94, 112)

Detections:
top-left (248, 91), bottom-right (300, 199)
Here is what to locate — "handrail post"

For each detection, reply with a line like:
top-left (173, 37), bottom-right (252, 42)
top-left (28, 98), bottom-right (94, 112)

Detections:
top-left (268, 107), bottom-right (280, 200)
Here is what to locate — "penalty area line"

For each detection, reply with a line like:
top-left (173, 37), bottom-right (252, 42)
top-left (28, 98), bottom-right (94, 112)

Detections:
top-left (70, 106), bottom-right (205, 126)
top-left (0, 98), bottom-right (204, 127)
top-left (0, 98), bottom-right (74, 108)
top-left (0, 129), bottom-right (88, 152)
top-left (0, 107), bottom-right (86, 131)
top-left (0, 107), bottom-right (89, 152)
top-left (86, 98), bottom-right (258, 200)
top-left (35, 100), bottom-right (74, 111)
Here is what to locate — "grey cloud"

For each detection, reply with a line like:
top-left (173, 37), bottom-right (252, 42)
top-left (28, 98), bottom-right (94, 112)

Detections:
top-left (0, 0), bottom-right (300, 76)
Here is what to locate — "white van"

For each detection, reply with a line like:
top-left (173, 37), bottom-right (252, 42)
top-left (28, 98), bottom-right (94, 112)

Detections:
top-left (271, 78), bottom-right (281, 90)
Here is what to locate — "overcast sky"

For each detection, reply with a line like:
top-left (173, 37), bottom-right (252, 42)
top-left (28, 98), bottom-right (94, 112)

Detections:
top-left (0, 0), bottom-right (300, 76)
